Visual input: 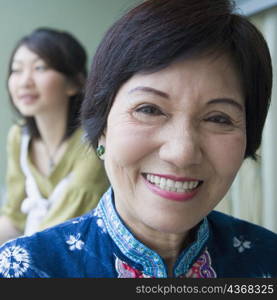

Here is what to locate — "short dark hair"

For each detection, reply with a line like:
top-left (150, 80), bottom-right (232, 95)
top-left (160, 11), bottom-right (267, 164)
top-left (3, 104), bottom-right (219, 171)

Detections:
top-left (8, 27), bottom-right (87, 138)
top-left (81, 0), bottom-right (272, 160)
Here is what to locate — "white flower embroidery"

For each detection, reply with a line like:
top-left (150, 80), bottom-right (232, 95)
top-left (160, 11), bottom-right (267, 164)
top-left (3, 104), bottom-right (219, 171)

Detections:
top-left (0, 246), bottom-right (30, 278)
top-left (93, 207), bottom-right (102, 218)
top-left (233, 236), bottom-right (251, 253)
top-left (93, 208), bottom-right (107, 233)
top-left (66, 233), bottom-right (84, 251)
top-left (96, 218), bottom-right (107, 233)
top-left (72, 216), bottom-right (85, 224)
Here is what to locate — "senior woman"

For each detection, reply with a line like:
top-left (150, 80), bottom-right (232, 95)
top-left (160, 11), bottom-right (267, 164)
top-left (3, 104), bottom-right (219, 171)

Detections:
top-left (0, 0), bottom-right (276, 278)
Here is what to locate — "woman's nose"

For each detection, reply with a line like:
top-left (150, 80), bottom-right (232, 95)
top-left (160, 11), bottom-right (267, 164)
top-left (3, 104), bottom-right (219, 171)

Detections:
top-left (18, 69), bottom-right (34, 87)
top-left (159, 122), bottom-right (203, 168)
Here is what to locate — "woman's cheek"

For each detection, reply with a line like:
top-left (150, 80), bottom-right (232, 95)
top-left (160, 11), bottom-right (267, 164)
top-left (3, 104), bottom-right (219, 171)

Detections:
top-left (207, 132), bottom-right (246, 176)
top-left (106, 122), bottom-right (156, 166)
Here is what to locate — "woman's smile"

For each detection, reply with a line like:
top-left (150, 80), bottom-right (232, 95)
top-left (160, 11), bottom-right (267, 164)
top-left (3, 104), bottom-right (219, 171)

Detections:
top-left (142, 173), bottom-right (203, 202)
top-left (18, 93), bottom-right (39, 105)
top-left (9, 45), bottom-right (72, 117)
top-left (103, 54), bottom-right (246, 234)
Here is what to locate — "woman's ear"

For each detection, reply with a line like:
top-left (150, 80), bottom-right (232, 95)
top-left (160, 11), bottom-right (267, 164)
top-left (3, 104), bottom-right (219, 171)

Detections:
top-left (65, 80), bottom-right (79, 97)
top-left (66, 74), bottom-right (85, 97)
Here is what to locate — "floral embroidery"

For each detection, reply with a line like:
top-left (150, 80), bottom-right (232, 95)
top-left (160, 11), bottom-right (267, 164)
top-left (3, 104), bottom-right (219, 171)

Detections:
top-left (100, 188), bottom-right (209, 278)
top-left (115, 256), bottom-right (152, 278)
top-left (93, 207), bottom-right (107, 233)
top-left (66, 233), bottom-right (84, 251)
top-left (233, 236), bottom-right (251, 253)
top-left (183, 249), bottom-right (217, 278)
top-left (96, 218), bottom-right (107, 233)
top-left (100, 190), bottom-right (166, 277)
top-left (115, 250), bottom-right (216, 278)
top-left (72, 216), bottom-right (85, 224)
top-left (0, 246), bottom-right (30, 278)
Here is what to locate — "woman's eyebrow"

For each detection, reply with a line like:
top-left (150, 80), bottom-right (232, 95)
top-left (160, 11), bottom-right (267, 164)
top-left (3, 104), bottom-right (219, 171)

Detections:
top-left (127, 88), bottom-right (244, 112)
top-left (207, 98), bottom-right (244, 111)
top-left (128, 86), bottom-right (169, 99)
top-left (12, 57), bottom-right (41, 64)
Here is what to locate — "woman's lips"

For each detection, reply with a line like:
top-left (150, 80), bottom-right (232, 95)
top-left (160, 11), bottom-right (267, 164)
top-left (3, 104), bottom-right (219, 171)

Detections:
top-left (18, 94), bottom-right (39, 104)
top-left (142, 173), bottom-right (202, 202)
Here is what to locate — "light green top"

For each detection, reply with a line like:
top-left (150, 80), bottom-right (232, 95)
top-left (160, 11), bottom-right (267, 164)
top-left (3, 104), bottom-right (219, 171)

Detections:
top-left (0, 124), bottom-right (109, 232)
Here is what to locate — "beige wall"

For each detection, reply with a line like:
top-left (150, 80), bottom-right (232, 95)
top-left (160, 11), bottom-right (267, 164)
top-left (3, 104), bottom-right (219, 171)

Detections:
top-left (0, 0), bottom-right (138, 197)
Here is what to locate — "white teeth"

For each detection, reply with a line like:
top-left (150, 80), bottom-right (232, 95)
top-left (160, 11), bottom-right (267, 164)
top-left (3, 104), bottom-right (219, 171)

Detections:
top-left (175, 181), bottom-right (183, 189)
top-left (160, 177), bottom-right (166, 188)
top-left (154, 176), bottom-right (160, 184)
top-left (146, 174), bottom-right (200, 193)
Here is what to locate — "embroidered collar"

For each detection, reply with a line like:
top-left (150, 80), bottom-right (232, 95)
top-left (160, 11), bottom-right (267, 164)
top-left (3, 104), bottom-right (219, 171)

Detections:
top-left (98, 187), bottom-right (209, 277)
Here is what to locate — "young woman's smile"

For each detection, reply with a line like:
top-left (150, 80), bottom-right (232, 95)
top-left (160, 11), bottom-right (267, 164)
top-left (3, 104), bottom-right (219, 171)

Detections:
top-left (8, 45), bottom-right (73, 117)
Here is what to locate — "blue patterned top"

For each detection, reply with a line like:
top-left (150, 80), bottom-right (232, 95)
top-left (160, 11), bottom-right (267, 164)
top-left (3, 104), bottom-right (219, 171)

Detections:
top-left (0, 187), bottom-right (276, 278)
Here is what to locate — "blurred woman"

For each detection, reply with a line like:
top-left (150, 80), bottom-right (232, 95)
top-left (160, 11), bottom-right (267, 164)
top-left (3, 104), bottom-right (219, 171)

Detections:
top-left (0, 28), bottom-right (109, 244)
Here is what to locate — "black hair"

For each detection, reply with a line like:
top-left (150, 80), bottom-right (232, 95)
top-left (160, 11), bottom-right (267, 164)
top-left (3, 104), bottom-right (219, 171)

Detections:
top-left (81, 0), bottom-right (272, 160)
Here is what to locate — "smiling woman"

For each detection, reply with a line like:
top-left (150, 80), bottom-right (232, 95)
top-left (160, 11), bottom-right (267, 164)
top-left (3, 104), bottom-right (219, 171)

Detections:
top-left (102, 56), bottom-right (246, 243)
top-left (0, 28), bottom-right (109, 244)
top-left (9, 45), bottom-right (74, 124)
top-left (0, 0), bottom-right (276, 278)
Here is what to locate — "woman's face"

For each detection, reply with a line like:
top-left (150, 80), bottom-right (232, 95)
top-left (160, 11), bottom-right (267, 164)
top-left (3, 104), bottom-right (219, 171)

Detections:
top-left (102, 55), bottom-right (246, 236)
top-left (8, 45), bottom-right (76, 117)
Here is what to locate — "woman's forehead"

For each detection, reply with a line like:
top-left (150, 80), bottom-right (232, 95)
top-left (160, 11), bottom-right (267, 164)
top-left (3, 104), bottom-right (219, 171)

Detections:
top-left (117, 55), bottom-right (244, 105)
top-left (12, 45), bottom-right (41, 63)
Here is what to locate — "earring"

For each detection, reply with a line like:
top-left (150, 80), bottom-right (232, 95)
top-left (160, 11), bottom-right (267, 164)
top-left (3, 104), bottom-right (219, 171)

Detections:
top-left (96, 145), bottom-right (105, 158)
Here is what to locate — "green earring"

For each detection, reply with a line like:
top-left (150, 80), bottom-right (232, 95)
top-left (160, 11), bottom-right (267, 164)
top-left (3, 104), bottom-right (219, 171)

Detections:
top-left (96, 145), bottom-right (105, 157)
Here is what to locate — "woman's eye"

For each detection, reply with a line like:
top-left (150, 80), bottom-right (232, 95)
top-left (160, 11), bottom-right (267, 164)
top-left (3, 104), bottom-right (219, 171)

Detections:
top-left (135, 105), bottom-right (163, 116)
top-left (10, 68), bottom-right (21, 74)
top-left (206, 115), bottom-right (233, 125)
top-left (35, 65), bottom-right (47, 71)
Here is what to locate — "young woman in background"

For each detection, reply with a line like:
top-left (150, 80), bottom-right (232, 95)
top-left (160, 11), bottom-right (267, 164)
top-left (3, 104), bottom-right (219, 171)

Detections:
top-left (0, 28), bottom-right (109, 244)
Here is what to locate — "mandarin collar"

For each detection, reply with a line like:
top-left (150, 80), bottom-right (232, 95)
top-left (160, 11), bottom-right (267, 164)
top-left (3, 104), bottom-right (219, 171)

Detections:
top-left (98, 187), bottom-right (209, 277)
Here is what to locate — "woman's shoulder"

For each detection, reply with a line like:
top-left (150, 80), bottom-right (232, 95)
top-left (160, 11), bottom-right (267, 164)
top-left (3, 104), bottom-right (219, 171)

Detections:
top-left (66, 127), bottom-right (104, 168)
top-left (66, 127), bottom-right (91, 155)
top-left (7, 124), bottom-right (23, 142)
top-left (68, 127), bottom-right (86, 144)
top-left (208, 210), bottom-right (277, 243)
top-left (6, 124), bottom-right (26, 157)
top-left (206, 211), bottom-right (277, 277)
top-left (0, 210), bottom-right (97, 278)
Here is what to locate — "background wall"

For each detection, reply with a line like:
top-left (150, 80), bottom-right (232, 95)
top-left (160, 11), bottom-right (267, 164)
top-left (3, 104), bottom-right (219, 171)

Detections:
top-left (0, 0), bottom-right (138, 199)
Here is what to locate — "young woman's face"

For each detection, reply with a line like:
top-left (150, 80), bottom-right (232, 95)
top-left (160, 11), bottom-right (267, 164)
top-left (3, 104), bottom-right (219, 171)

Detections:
top-left (101, 55), bottom-right (246, 236)
top-left (8, 45), bottom-right (75, 117)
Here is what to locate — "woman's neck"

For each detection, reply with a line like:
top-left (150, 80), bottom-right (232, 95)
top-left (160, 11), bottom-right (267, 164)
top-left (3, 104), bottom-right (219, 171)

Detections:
top-left (28, 106), bottom-right (70, 175)
top-left (34, 109), bottom-right (67, 151)
top-left (130, 225), bottom-right (194, 277)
